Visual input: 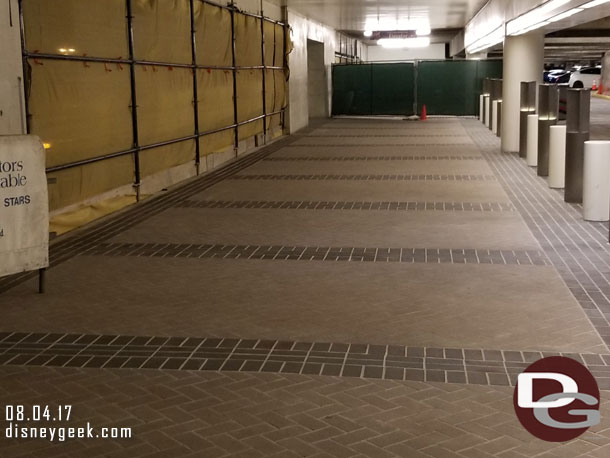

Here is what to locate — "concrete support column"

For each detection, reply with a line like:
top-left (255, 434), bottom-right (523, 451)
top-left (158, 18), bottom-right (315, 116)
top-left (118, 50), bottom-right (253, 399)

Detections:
top-left (501, 33), bottom-right (544, 154)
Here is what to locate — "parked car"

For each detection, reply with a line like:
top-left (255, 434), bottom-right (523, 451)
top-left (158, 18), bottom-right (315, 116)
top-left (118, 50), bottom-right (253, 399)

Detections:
top-left (544, 69), bottom-right (566, 82)
top-left (569, 67), bottom-right (602, 88)
top-left (548, 72), bottom-right (571, 84)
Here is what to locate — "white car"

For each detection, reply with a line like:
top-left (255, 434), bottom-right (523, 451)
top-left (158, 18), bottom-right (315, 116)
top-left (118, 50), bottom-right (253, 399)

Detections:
top-left (569, 67), bottom-right (602, 89)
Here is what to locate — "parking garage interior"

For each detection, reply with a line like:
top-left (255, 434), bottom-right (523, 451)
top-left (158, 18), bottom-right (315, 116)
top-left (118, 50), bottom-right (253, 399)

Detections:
top-left (2, 0), bottom-right (610, 457)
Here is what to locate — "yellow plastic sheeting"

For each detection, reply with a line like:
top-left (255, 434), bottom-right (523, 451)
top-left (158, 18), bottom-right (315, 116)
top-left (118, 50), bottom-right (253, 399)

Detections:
top-left (197, 69), bottom-right (234, 132)
top-left (50, 195), bottom-right (137, 236)
top-left (47, 154), bottom-right (135, 211)
top-left (263, 21), bottom-right (276, 67)
top-left (199, 130), bottom-right (235, 156)
top-left (136, 66), bottom-right (194, 145)
top-left (278, 24), bottom-right (289, 66)
top-left (235, 14), bottom-right (262, 67)
top-left (140, 140), bottom-right (196, 177)
top-left (266, 113), bottom-right (281, 131)
top-left (28, 60), bottom-right (132, 168)
top-left (22, 0), bottom-right (127, 58)
top-left (239, 120), bottom-right (263, 141)
top-left (265, 69), bottom-right (286, 113)
top-left (194, 3), bottom-right (232, 67)
top-left (132, 0), bottom-right (191, 64)
top-left (237, 69), bottom-right (263, 122)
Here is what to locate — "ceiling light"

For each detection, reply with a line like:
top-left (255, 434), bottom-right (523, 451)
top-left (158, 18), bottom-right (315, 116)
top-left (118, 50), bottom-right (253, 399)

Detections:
top-left (416, 27), bottom-right (431, 36)
top-left (378, 37), bottom-right (430, 49)
top-left (363, 30), bottom-right (373, 37)
top-left (507, 0), bottom-right (573, 35)
top-left (548, 7), bottom-right (583, 21)
top-left (582, 0), bottom-right (610, 7)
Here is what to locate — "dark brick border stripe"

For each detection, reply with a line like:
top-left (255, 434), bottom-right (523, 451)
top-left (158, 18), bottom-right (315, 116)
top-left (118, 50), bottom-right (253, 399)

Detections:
top-left (84, 242), bottom-right (549, 266)
top-left (231, 174), bottom-right (496, 182)
top-left (288, 143), bottom-right (475, 147)
top-left (306, 134), bottom-right (471, 138)
top-left (175, 200), bottom-right (515, 212)
top-left (0, 133), bottom-right (308, 294)
top-left (263, 156), bottom-right (484, 161)
top-left (464, 119), bottom-right (610, 350)
top-left (1, 332), bottom-right (609, 388)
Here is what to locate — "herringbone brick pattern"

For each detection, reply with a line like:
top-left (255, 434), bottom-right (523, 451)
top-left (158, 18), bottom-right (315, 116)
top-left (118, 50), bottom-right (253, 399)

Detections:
top-left (1, 367), bottom-right (609, 458)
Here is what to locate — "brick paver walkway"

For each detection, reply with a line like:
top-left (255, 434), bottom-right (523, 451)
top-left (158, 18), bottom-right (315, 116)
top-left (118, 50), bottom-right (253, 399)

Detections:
top-left (1, 118), bottom-right (609, 457)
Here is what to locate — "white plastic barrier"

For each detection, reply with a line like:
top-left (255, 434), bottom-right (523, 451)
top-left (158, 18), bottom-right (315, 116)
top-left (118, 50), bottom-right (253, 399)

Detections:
top-left (527, 114), bottom-right (539, 167)
top-left (492, 100), bottom-right (499, 135)
top-left (484, 95), bottom-right (491, 128)
top-left (583, 141), bottom-right (610, 222)
top-left (480, 94), bottom-right (485, 122)
top-left (548, 125), bottom-right (567, 189)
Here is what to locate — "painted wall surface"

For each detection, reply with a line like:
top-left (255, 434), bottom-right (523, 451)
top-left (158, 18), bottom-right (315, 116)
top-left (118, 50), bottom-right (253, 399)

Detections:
top-left (234, 0), bottom-right (282, 21)
top-left (367, 44), bottom-right (445, 62)
top-left (287, 10), bottom-right (338, 133)
top-left (0, 0), bottom-right (26, 135)
top-left (307, 40), bottom-right (328, 118)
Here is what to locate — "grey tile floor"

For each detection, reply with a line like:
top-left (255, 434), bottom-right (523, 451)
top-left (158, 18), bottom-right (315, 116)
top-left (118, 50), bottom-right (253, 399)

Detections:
top-left (1, 117), bottom-right (610, 457)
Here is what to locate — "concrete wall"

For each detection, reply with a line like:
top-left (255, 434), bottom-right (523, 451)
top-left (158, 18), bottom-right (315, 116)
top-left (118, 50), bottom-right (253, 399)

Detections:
top-left (307, 40), bottom-right (328, 118)
top-left (602, 51), bottom-right (610, 90)
top-left (287, 10), bottom-right (338, 133)
top-left (0, 0), bottom-right (26, 135)
top-left (367, 43), bottom-right (445, 62)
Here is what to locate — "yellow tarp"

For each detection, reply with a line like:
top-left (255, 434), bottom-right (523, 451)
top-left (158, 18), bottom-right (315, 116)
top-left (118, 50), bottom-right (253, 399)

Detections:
top-left (235, 14), bottom-right (262, 67)
top-left (28, 60), bottom-right (132, 168)
top-left (132, 0), bottom-right (191, 64)
top-left (194, 3), bottom-right (232, 67)
top-left (22, 0), bottom-right (127, 58)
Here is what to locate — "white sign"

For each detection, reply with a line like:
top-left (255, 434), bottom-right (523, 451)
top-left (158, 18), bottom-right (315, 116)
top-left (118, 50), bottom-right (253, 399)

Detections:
top-left (0, 135), bottom-right (49, 277)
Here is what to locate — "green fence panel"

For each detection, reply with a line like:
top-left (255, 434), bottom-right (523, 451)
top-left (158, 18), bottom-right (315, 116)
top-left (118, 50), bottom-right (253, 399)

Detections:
top-left (332, 64), bottom-right (372, 115)
top-left (371, 63), bottom-right (415, 115)
top-left (417, 60), bottom-right (479, 116)
top-left (332, 60), bottom-right (503, 117)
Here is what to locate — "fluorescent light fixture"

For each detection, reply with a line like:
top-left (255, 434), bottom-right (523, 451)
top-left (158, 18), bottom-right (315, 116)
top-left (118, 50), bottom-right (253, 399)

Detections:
top-left (582, 0), bottom-right (610, 7)
top-left (416, 27), bottom-right (431, 36)
top-left (507, 0), bottom-right (573, 35)
top-left (548, 7), bottom-right (583, 21)
top-left (363, 30), bottom-right (373, 37)
top-left (378, 37), bottom-right (430, 48)
top-left (466, 25), bottom-right (505, 54)
top-left (58, 48), bottom-right (67, 53)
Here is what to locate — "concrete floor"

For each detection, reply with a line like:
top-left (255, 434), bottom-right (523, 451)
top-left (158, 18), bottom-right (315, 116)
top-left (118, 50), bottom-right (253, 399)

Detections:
top-left (1, 118), bottom-right (610, 457)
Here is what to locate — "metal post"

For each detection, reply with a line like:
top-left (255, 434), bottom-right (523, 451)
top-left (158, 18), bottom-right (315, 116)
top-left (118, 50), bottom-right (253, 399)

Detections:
top-left (281, 7), bottom-right (288, 130)
top-left (519, 81), bottom-right (536, 158)
top-left (189, 0), bottom-right (201, 173)
top-left (230, 3), bottom-right (239, 154)
top-left (565, 89), bottom-right (591, 203)
top-left (126, 0), bottom-right (141, 199)
top-left (38, 268), bottom-right (46, 294)
top-left (18, 0), bottom-right (31, 134)
top-left (260, 0), bottom-right (267, 142)
top-left (537, 84), bottom-right (559, 177)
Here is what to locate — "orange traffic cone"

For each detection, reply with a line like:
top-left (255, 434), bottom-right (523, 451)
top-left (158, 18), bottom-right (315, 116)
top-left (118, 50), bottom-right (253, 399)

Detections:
top-left (421, 104), bottom-right (427, 121)
top-left (592, 80), bottom-right (598, 91)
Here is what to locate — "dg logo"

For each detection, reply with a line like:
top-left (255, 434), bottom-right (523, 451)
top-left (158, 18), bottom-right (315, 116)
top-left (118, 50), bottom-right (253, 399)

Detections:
top-left (514, 356), bottom-right (601, 442)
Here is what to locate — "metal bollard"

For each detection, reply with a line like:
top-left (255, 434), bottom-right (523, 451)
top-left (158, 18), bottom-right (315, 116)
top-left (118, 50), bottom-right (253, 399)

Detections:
top-left (583, 141), bottom-right (610, 222)
top-left (480, 94), bottom-right (485, 122)
top-left (527, 114), bottom-right (539, 167)
top-left (492, 100), bottom-right (499, 135)
top-left (548, 125), bottom-right (567, 189)
top-left (484, 95), bottom-right (491, 128)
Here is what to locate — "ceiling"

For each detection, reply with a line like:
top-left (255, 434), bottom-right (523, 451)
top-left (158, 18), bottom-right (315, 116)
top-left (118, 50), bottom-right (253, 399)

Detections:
top-left (269, 0), bottom-right (489, 36)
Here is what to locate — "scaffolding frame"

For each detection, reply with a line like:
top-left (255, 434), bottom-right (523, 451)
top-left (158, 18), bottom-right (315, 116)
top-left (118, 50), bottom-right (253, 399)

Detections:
top-left (18, 0), bottom-right (289, 193)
